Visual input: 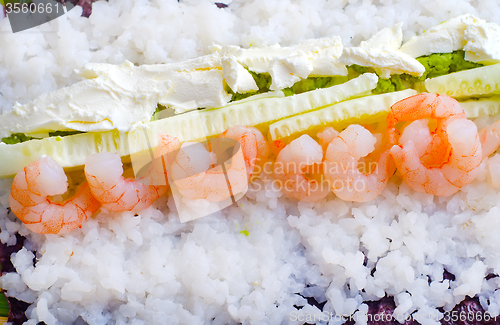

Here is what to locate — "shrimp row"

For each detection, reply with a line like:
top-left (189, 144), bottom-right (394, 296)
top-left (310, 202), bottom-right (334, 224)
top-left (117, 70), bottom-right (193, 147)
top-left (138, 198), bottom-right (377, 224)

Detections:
top-left (9, 93), bottom-right (500, 234)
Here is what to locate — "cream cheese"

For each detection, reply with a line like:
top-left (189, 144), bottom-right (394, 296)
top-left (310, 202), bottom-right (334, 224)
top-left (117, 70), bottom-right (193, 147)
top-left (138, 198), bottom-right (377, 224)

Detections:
top-left (218, 37), bottom-right (346, 90)
top-left (157, 68), bottom-right (231, 114)
top-left (0, 56), bottom-right (233, 137)
top-left (399, 15), bottom-right (473, 58)
top-left (341, 24), bottom-right (425, 78)
top-left (463, 20), bottom-right (500, 64)
top-left (0, 61), bottom-right (167, 138)
top-left (293, 37), bottom-right (347, 77)
top-left (114, 53), bottom-right (231, 111)
top-left (400, 14), bottom-right (500, 64)
top-left (360, 23), bottom-right (403, 50)
top-left (221, 56), bottom-right (259, 94)
top-left (267, 52), bottom-right (313, 90)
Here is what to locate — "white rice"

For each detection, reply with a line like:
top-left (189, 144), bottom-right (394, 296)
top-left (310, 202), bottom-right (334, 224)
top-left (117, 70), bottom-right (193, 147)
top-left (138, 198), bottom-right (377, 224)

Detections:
top-left (1, 0), bottom-right (500, 324)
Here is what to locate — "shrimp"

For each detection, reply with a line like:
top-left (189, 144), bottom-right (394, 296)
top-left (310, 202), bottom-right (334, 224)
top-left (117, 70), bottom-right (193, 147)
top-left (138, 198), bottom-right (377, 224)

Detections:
top-left (83, 134), bottom-right (180, 211)
top-left (273, 134), bottom-right (330, 202)
top-left (270, 139), bottom-right (287, 156)
top-left (9, 156), bottom-right (100, 234)
top-left (218, 125), bottom-right (270, 177)
top-left (322, 125), bottom-right (395, 202)
top-left (388, 93), bottom-right (482, 196)
top-left (169, 138), bottom-right (248, 202)
top-left (317, 127), bottom-right (339, 151)
top-left (478, 120), bottom-right (500, 158)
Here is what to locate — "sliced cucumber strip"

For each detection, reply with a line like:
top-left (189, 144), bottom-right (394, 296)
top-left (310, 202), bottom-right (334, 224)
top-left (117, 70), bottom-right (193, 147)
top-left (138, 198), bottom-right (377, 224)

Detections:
top-left (425, 64), bottom-right (500, 98)
top-left (225, 90), bottom-right (285, 105)
top-left (0, 74), bottom-right (377, 179)
top-left (460, 96), bottom-right (500, 118)
top-left (0, 111), bottom-right (207, 179)
top-left (0, 131), bottom-right (128, 178)
top-left (268, 89), bottom-right (417, 141)
top-left (199, 73), bottom-right (378, 136)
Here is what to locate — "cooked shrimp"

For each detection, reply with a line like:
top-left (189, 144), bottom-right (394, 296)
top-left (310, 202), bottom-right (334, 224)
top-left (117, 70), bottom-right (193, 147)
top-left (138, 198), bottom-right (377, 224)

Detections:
top-left (84, 133), bottom-right (181, 211)
top-left (84, 152), bottom-right (168, 212)
top-left (478, 120), bottom-right (500, 158)
top-left (317, 127), bottom-right (339, 151)
top-left (170, 138), bottom-right (248, 202)
top-left (148, 133), bottom-right (182, 183)
top-left (273, 134), bottom-right (330, 202)
top-left (9, 156), bottom-right (100, 234)
top-left (323, 125), bottom-right (395, 202)
top-left (218, 125), bottom-right (270, 177)
top-left (270, 139), bottom-right (287, 156)
top-left (388, 93), bottom-right (482, 196)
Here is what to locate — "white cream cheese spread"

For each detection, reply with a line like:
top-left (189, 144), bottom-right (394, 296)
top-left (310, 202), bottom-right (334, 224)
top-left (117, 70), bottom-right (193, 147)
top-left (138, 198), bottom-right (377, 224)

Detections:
top-left (400, 14), bottom-right (500, 64)
top-left (341, 24), bottom-right (426, 79)
top-left (217, 37), bottom-right (346, 90)
top-left (463, 20), bottom-right (500, 64)
top-left (221, 56), bottom-right (259, 94)
top-left (0, 56), bottom-right (231, 137)
top-left (0, 61), bottom-right (167, 138)
top-left (86, 53), bottom-right (231, 112)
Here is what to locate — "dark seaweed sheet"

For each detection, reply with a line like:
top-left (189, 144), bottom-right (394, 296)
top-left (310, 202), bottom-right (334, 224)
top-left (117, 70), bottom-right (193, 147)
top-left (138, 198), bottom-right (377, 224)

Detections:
top-left (1, 234), bottom-right (29, 324)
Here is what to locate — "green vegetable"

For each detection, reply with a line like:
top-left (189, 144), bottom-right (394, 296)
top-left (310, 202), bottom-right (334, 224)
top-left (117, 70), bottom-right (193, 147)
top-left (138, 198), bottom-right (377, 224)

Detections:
top-left (349, 64), bottom-right (370, 75)
top-left (282, 76), bottom-right (348, 96)
top-left (1, 133), bottom-right (38, 144)
top-left (228, 71), bottom-right (348, 100)
top-left (48, 131), bottom-right (83, 137)
top-left (373, 75), bottom-right (406, 94)
top-left (417, 50), bottom-right (483, 79)
top-left (348, 65), bottom-right (406, 94)
top-left (0, 291), bottom-right (8, 317)
top-left (347, 51), bottom-right (484, 95)
top-left (2, 131), bottom-right (83, 145)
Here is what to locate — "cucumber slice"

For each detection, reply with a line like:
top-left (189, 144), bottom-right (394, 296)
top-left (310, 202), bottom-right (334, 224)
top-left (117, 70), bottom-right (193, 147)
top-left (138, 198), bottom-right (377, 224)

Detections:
top-left (0, 112), bottom-right (206, 179)
top-left (198, 73), bottom-right (378, 136)
top-left (225, 90), bottom-right (285, 105)
top-left (268, 89), bottom-right (417, 141)
top-left (460, 96), bottom-right (500, 118)
top-left (425, 64), bottom-right (500, 98)
top-left (0, 73), bottom-right (377, 179)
